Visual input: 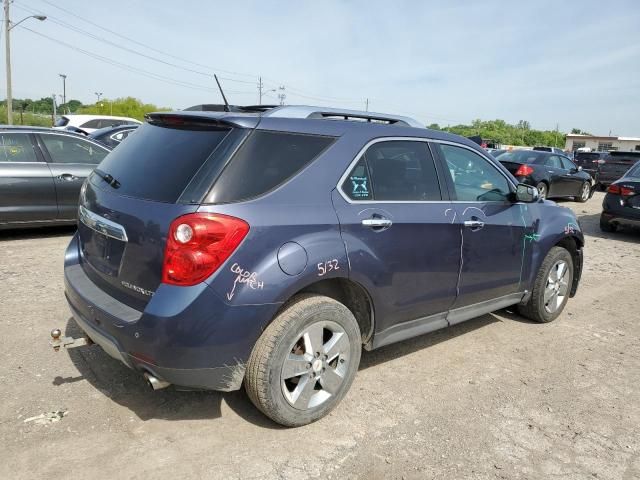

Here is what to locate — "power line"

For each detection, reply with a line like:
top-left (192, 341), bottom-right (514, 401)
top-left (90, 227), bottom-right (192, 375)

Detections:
top-left (15, 2), bottom-right (255, 86)
top-left (33, 0), bottom-right (257, 80)
top-left (18, 24), bottom-right (256, 96)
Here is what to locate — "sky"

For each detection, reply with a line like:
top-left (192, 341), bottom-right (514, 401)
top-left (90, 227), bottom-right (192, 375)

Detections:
top-left (4, 0), bottom-right (640, 135)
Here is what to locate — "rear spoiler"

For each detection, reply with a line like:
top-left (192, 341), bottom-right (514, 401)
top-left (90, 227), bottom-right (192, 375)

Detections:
top-left (145, 112), bottom-right (259, 129)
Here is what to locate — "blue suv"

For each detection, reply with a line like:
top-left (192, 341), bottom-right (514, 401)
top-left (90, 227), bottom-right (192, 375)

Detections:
top-left (60, 105), bottom-right (584, 426)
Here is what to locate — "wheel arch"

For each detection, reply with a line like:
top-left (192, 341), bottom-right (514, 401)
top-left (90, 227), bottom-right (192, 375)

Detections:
top-left (279, 277), bottom-right (375, 347)
top-left (554, 235), bottom-right (583, 297)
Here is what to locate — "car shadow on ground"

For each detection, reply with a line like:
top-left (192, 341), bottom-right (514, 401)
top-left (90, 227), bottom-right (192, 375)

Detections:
top-left (359, 313), bottom-right (505, 370)
top-left (575, 213), bottom-right (640, 244)
top-left (61, 317), bottom-right (284, 429)
top-left (0, 225), bottom-right (76, 241)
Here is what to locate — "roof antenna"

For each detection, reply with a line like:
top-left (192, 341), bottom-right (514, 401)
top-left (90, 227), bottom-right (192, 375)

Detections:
top-left (214, 74), bottom-right (230, 112)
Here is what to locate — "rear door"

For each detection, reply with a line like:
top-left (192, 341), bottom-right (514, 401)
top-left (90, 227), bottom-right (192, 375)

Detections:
top-left (333, 138), bottom-right (460, 337)
top-left (433, 142), bottom-right (528, 315)
top-left (0, 131), bottom-right (57, 224)
top-left (542, 155), bottom-right (567, 196)
top-left (37, 133), bottom-right (110, 220)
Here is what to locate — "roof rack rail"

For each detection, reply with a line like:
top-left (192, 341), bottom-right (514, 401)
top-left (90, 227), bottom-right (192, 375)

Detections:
top-left (262, 105), bottom-right (423, 128)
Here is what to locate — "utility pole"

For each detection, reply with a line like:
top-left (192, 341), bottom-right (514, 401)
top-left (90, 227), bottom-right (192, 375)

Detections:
top-left (277, 85), bottom-right (286, 106)
top-left (59, 74), bottom-right (67, 112)
top-left (95, 92), bottom-right (103, 102)
top-left (52, 93), bottom-right (57, 124)
top-left (257, 77), bottom-right (263, 105)
top-left (4, 0), bottom-right (12, 124)
top-left (555, 122), bottom-right (559, 147)
top-left (365, 98), bottom-right (369, 111)
top-left (3, 4), bottom-right (46, 125)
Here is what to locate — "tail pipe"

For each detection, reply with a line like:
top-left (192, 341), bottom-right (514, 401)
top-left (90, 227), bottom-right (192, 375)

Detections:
top-left (144, 372), bottom-right (171, 391)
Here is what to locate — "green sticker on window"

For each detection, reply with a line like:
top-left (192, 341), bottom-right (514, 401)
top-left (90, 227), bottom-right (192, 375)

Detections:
top-left (351, 175), bottom-right (369, 198)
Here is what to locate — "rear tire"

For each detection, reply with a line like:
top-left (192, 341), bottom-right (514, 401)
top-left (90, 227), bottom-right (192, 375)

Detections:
top-left (245, 294), bottom-right (361, 427)
top-left (518, 246), bottom-right (573, 323)
top-left (576, 181), bottom-right (590, 203)
top-left (599, 215), bottom-right (616, 233)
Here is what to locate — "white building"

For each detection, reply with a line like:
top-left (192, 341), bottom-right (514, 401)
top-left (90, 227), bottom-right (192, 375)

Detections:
top-left (565, 134), bottom-right (640, 152)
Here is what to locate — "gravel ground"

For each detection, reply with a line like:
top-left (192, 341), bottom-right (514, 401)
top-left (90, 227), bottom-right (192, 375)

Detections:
top-left (1, 191), bottom-right (639, 480)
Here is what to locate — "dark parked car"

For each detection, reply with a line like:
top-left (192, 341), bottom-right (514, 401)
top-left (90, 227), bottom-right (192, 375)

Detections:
top-left (573, 151), bottom-right (607, 185)
top-left (58, 106), bottom-right (584, 426)
top-left (89, 124), bottom-right (139, 149)
top-left (600, 160), bottom-right (640, 232)
top-left (0, 126), bottom-right (111, 229)
top-left (597, 151), bottom-right (640, 188)
top-left (496, 150), bottom-right (592, 202)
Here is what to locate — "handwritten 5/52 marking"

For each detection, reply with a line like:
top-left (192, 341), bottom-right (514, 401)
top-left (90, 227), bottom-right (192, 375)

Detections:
top-left (317, 259), bottom-right (339, 277)
top-left (227, 263), bottom-right (264, 301)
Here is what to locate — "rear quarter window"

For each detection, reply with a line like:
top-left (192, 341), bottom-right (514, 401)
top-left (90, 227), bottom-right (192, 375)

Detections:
top-left (207, 130), bottom-right (335, 203)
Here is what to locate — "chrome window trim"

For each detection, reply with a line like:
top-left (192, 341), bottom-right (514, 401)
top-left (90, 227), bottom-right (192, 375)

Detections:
top-left (336, 136), bottom-right (516, 204)
top-left (36, 131), bottom-right (111, 153)
top-left (78, 205), bottom-right (128, 242)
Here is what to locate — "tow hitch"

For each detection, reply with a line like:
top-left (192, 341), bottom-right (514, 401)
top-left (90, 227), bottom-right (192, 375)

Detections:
top-left (50, 328), bottom-right (93, 352)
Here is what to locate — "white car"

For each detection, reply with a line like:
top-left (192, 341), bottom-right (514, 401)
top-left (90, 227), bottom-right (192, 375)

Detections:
top-left (53, 115), bottom-right (142, 134)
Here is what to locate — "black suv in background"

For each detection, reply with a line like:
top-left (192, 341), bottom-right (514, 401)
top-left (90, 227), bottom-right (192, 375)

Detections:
top-left (598, 152), bottom-right (640, 188)
top-left (573, 151), bottom-right (605, 184)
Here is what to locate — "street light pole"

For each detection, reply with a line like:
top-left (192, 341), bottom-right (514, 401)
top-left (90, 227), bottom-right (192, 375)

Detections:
top-left (3, 0), bottom-right (47, 125)
top-left (59, 74), bottom-right (67, 113)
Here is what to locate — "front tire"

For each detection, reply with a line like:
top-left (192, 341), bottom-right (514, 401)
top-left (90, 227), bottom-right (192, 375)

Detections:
top-left (518, 246), bottom-right (574, 323)
top-left (576, 181), bottom-right (590, 203)
top-left (245, 294), bottom-right (361, 427)
top-left (536, 182), bottom-right (548, 200)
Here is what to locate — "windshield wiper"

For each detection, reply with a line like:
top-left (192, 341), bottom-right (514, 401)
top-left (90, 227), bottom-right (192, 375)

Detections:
top-left (94, 169), bottom-right (120, 189)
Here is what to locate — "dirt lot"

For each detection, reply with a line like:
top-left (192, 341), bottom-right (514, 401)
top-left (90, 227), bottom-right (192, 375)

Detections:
top-left (1, 191), bottom-right (639, 480)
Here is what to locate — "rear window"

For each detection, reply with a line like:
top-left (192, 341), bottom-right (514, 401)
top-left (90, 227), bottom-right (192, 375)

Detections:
top-left (575, 152), bottom-right (602, 161)
top-left (92, 122), bottom-right (230, 203)
top-left (207, 130), bottom-right (335, 203)
top-left (54, 116), bottom-right (69, 127)
top-left (497, 150), bottom-right (544, 164)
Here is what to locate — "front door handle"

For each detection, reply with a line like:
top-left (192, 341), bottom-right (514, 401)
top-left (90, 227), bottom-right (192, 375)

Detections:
top-left (463, 220), bottom-right (485, 230)
top-left (362, 217), bottom-right (393, 229)
top-left (57, 173), bottom-right (78, 181)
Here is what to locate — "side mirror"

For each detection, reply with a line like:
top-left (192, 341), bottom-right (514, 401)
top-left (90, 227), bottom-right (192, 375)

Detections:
top-left (515, 183), bottom-right (539, 203)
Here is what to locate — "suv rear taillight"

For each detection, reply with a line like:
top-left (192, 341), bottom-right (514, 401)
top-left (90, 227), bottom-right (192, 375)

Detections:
top-left (607, 184), bottom-right (634, 196)
top-left (162, 213), bottom-right (250, 286)
top-left (514, 164), bottom-right (534, 176)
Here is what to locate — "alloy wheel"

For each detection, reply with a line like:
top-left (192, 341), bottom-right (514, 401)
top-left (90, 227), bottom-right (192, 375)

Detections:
top-left (537, 183), bottom-right (547, 199)
top-left (544, 260), bottom-right (569, 313)
top-left (581, 182), bottom-right (590, 201)
top-left (280, 321), bottom-right (351, 410)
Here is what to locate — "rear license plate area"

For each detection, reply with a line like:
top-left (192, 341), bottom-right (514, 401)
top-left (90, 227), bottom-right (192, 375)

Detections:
top-left (79, 223), bottom-right (125, 277)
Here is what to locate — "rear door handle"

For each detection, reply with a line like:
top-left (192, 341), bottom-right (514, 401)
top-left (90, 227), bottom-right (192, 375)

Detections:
top-left (57, 173), bottom-right (78, 181)
top-left (463, 220), bottom-right (485, 230)
top-left (362, 218), bottom-right (393, 229)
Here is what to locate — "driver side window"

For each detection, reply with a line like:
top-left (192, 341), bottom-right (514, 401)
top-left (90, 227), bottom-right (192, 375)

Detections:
top-left (437, 144), bottom-right (511, 202)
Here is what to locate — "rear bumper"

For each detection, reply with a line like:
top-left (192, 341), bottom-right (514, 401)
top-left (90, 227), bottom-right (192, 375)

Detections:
top-left (602, 195), bottom-right (640, 226)
top-left (63, 233), bottom-right (277, 391)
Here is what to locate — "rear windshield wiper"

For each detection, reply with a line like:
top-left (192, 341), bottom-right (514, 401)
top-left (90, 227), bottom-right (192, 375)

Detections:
top-left (94, 169), bottom-right (120, 189)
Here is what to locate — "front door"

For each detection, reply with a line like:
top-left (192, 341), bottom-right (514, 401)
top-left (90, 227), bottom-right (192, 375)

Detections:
top-left (433, 142), bottom-right (528, 315)
top-left (36, 133), bottom-right (109, 220)
top-left (0, 132), bottom-right (57, 224)
top-left (332, 139), bottom-right (461, 340)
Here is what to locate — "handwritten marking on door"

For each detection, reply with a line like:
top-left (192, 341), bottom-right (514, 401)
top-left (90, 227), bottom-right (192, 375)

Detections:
top-left (227, 263), bottom-right (264, 301)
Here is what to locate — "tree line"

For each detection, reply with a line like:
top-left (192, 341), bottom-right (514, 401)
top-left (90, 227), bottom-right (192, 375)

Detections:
top-left (427, 119), bottom-right (589, 148)
top-left (0, 96), bottom-right (169, 124)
